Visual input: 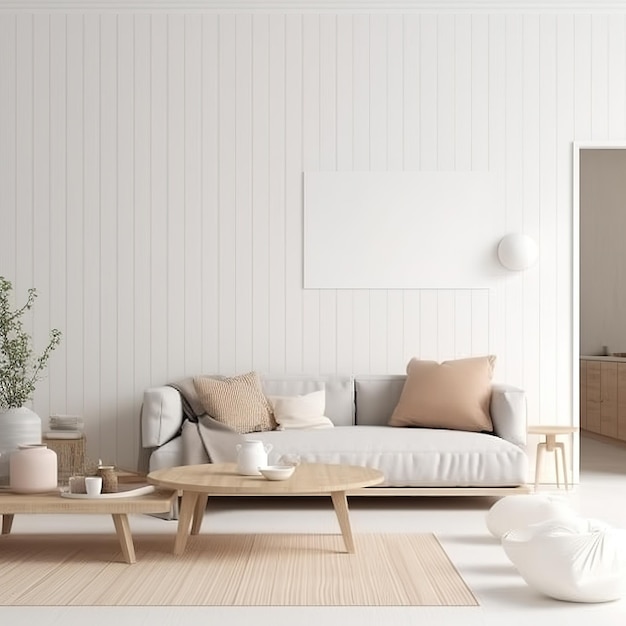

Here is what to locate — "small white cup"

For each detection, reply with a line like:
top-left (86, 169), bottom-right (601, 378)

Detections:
top-left (85, 476), bottom-right (103, 496)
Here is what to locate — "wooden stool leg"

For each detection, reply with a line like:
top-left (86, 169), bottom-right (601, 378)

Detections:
top-left (554, 449), bottom-right (561, 488)
top-left (535, 442), bottom-right (547, 491)
top-left (556, 442), bottom-right (569, 490)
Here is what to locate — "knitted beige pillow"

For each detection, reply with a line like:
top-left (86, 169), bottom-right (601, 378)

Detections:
top-left (193, 371), bottom-right (276, 434)
top-left (389, 356), bottom-right (496, 432)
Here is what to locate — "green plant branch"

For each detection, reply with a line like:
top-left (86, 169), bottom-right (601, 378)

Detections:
top-left (0, 277), bottom-right (62, 409)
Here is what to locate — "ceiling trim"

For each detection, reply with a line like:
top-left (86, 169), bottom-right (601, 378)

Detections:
top-left (1, 1), bottom-right (626, 13)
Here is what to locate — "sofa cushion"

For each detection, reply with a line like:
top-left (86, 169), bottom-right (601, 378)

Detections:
top-left (250, 425), bottom-right (528, 487)
top-left (193, 371), bottom-right (276, 434)
top-left (261, 376), bottom-right (355, 426)
top-left (389, 356), bottom-right (495, 432)
top-left (267, 389), bottom-right (334, 430)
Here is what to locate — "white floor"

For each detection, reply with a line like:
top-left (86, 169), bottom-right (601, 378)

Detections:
top-left (2, 434), bottom-right (626, 625)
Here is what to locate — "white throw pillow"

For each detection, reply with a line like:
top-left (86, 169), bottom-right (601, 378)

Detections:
top-left (486, 494), bottom-right (577, 539)
top-left (267, 389), bottom-right (334, 430)
top-left (502, 517), bottom-right (626, 603)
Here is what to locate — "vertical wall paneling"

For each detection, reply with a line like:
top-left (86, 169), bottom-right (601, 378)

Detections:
top-left (503, 15), bottom-right (524, 388)
top-left (455, 14), bottom-right (472, 170)
top-left (487, 14), bottom-right (506, 380)
top-left (251, 14), bottom-right (270, 374)
top-left (32, 15), bottom-right (52, 413)
top-left (0, 16), bottom-right (16, 278)
top-left (284, 13), bottom-right (303, 374)
top-left (82, 13), bottom-right (101, 461)
top-left (235, 14), bottom-right (253, 372)
top-left (148, 14), bottom-right (168, 390)
top-left (471, 290), bottom-right (490, 356)
top-left (166, 14), bottom-right (185, 380)
top-left (351, 14), bottom-right (370, 374)
top-left (385, 16), bottom-right (405, 374)
top-left (522, 15), bottom-right (541, 421)
top-left (454, 291), bottom-right (472, 359)
top-left (65, 14), bottom-right (84, 418)
top-left (539, 14), bottom-right (558, 423)
top-left (437, 14), bottom-right (455, 169)
top-left (591, 15), bottom-right (609, 140)
top-left (15, 14), bottom-right (34, 306)
top-left (335, 13), bottom-right (354, 374)
top-left (608, 16), bottom-right (626, 137)
top-left (217, 14), bottom-right (237, 374)
top-left (301, 14), bottom-right (321, 374)
top-left (318, 14), bottom-right (337, 374)
top-left (200, 14), bottom-right (220, 376)
top-left (2, 8), bottom-right (605, 471)
top-left (556, 14), bottom-right (576, 435)
top-left (403, 14), bottom-right (420, 171)
top-left (387, 15), bottom-right (404, 172)
top-left (420, 290), bottom-right (438, 360)
top-left (437, 290), bottom-right (456, 361)
top-left (133, 13), bottom-right (152, 443)
top-left (419, 14), bottom-right (437, 169)
top-left (268, 14), bottom-right (287, 374)
top-left (99, 13), bottom-right (118, 460)
top-left (471, 15), bottom-right (489, 169)
top-left (183, 15), bottom-right (203, 377)
top-left (116, 15), bottom-right (135, 468)
top-left (368, 15), bottom-right (388, 372)
top-left (49, 14), bottom-right (67, 415)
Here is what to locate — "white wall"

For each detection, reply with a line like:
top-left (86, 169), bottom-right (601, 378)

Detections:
top-left (1, 3), bottom-right (619, 469)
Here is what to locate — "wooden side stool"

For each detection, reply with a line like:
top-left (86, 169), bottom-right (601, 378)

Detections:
top-left (527, 425), bottom-right (578, 491)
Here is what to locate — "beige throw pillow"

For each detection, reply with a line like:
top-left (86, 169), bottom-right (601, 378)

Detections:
top-left (267, 389), bottom-right (334, 430)
top-left (193, 371), bottom-right (276, 434)
top-left (389, 356), bottom-right (496, 432)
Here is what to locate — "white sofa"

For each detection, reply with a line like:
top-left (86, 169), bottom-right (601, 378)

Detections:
top-left (141, 374), bottom-right (530, 496)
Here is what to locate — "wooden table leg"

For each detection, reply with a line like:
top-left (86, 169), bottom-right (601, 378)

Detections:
top-left (111, 514), bottom-right (136, 564)
top-left (191, 494), bottom-right (208, 535)
top-left (557, 442), bottom-right (569, 489)
top-left (330, 490), bottom-right (355, 553)
top-left (534, 442), bottom-right (547, 491)
top-left (2, 514), bottom-right (14, 535)
top-left (174, 490), bottom-right (199, 555)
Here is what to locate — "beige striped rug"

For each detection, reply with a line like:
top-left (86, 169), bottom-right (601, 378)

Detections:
top-left (0, 533), bottom-right (477, 606)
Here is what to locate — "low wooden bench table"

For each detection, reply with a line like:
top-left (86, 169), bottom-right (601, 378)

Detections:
top-left (0, 488), bottom-right (177, 564)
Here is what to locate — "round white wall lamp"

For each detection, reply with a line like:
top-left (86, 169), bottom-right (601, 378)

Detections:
top-left (497, 233), bottom-right (539, 271)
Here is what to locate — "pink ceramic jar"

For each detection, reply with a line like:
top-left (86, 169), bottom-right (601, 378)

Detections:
top-left (10, 444), bottom-right (58, 493)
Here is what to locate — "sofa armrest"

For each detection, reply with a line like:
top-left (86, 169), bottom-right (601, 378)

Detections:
top-left (490, 383), bottom-right (527, 447)
top-left (141, 385), bottom-right (184, 448)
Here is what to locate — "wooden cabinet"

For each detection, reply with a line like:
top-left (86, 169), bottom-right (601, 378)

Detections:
top-left (580, 358), bottom-right (626, 442)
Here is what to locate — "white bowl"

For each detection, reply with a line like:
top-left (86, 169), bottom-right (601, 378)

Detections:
top-left (258, 465), bottom-right (295, 481)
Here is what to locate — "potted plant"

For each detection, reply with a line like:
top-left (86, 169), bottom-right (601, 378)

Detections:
top-left (0, 276), bottom-right (62, 484)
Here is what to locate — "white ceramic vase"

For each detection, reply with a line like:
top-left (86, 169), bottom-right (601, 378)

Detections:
top-left (0, 407), bottom-right (42, 486)
top-left (10, 443), bottom-right (57, 493)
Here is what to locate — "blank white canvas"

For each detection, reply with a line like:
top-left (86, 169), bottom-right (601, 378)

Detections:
top-left (304, 171), bottom-right (505, 289)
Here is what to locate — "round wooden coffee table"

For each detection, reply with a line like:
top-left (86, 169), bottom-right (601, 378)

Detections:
top-left (148, 462), bottom-right (384, 555)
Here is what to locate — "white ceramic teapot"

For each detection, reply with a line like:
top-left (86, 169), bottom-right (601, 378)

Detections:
top-left (236, 439), bottom-right (273, 476)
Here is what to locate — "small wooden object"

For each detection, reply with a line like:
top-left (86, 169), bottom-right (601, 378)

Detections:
top-left (42, 434), bottom-right (86, 486)
top-left (98, 465), bottom-right (118, 493)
